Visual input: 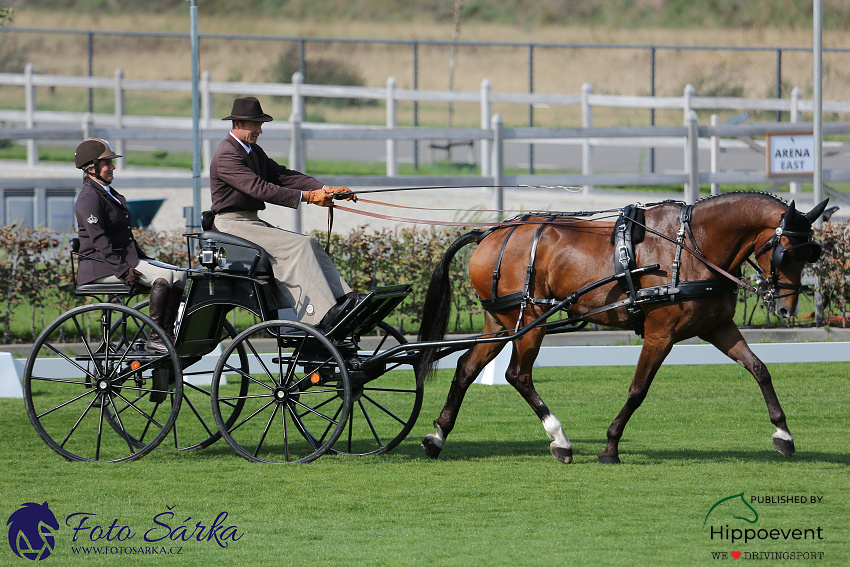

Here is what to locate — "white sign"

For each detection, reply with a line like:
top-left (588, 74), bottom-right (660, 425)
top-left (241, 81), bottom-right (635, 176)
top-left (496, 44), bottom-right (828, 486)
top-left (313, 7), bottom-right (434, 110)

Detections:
top-left (766, 133), bottom-right (815, 177)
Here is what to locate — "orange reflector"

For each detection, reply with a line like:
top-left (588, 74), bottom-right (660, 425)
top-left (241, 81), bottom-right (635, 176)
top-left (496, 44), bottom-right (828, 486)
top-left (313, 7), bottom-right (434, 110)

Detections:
top-left (130, 360), bottom-right (141, 370)
top-left (309, 373), bottom-right (321, 384)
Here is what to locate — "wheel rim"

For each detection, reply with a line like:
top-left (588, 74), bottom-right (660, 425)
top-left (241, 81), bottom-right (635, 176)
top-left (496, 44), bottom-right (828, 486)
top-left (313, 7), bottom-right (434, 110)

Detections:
top-left (211, 320), bottom-right (351, 463)
top-left (331, 321), bottom-right (423, 456)
top-left (23, 303), bottom-right (182, 462)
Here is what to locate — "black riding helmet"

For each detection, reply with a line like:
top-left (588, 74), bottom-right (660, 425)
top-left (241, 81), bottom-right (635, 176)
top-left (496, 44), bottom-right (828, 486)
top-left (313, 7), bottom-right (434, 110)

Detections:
top-left (74, 138), bottom-right (122, 170)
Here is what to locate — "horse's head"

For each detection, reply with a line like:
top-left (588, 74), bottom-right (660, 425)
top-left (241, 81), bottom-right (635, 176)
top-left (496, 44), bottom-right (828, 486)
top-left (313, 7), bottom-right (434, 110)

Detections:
top-left (6, 502), bottom-right (60, 560)
top-left (753, 198), bottom-right (828, 318)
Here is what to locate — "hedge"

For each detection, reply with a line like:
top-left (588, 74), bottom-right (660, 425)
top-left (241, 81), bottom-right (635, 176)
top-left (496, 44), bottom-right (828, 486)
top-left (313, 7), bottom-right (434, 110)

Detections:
top-left (2, 220), bottom-right (847, 343)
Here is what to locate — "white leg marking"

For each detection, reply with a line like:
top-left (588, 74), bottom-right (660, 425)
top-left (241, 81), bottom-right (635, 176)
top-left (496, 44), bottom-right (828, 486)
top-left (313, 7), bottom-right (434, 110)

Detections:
top-left (772, 428), bottom-right (794, 442)
top-left (424, 426), bottom-right (445, 449)
top-left (542, 414), bottom-right (572, 450)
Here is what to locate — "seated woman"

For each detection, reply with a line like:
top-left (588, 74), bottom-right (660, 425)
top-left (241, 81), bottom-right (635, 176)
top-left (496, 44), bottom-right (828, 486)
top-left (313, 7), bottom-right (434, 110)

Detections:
top-left (73, 138), bottom-right (186, 354)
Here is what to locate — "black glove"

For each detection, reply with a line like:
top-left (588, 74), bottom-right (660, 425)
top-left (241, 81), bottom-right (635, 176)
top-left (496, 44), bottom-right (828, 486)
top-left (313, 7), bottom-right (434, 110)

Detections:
top-left (123, 268), bottom-right (142, 287)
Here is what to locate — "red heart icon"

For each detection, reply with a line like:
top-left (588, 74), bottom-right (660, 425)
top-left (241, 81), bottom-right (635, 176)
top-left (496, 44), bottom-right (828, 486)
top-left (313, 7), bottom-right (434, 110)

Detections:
top-left (731, 551), bottom-right (742, 560)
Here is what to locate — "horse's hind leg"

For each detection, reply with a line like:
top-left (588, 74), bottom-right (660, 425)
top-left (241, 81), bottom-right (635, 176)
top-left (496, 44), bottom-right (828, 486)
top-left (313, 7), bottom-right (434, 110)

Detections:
top-left (422, 313), bottom-right (507, 459)
top-left (504, 327), bottom-right (573, 463)
top-left (700, 322), bottom-right (795, 457)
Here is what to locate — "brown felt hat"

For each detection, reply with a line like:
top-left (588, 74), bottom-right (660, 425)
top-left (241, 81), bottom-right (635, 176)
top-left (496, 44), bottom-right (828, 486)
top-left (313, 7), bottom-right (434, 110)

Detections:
top-left (222, 96), bottom-right (274, 122)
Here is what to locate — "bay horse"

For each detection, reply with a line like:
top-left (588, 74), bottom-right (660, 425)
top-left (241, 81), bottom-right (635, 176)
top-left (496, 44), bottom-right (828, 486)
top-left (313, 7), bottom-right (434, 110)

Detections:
top-left (416, 192), bottom-right (828, 464)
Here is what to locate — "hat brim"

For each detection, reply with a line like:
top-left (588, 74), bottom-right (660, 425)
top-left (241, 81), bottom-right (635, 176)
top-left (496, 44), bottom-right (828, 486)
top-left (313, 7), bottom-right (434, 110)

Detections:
top-left (222, 114), bottom-right (274, 122)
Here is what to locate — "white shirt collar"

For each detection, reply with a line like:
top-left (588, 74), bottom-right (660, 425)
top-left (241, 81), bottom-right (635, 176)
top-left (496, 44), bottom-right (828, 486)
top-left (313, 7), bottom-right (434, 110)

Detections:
top-left (229, 131), bottom-right (252, 154)
top-left (92, 179), bottom-right (121, 204)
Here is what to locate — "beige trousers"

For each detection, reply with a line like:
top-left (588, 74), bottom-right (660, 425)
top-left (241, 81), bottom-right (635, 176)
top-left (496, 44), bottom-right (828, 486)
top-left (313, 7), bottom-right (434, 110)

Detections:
top-left (214, 211), bottom-right (351, 322)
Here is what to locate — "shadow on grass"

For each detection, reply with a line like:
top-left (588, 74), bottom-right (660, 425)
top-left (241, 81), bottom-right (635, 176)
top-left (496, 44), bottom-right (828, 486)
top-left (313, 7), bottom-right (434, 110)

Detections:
top-left (385, 439), bottom-right (850, 466)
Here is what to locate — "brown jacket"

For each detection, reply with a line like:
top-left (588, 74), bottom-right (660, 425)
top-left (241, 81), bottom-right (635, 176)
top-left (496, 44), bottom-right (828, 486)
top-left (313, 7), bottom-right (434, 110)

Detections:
top-left (209, 135), bottom-right (322, 214)
top-left (74, 178), bottom-right (148, 284)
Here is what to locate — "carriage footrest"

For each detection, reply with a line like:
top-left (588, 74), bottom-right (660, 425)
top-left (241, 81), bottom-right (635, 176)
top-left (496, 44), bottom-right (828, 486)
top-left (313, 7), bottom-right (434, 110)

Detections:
top-left (325, 284), bottom-right (413, 338)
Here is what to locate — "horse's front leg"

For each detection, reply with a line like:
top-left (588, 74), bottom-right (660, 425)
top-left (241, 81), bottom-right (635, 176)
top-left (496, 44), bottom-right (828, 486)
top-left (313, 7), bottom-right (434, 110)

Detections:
top-left (700, 322), bottom-right (795, 457)
top-left (504, 327), bottom-right (573, 463)
top-left (422, 313), bottom-right (507, 459)
top-left (599, 333), bottom-right (673, 464)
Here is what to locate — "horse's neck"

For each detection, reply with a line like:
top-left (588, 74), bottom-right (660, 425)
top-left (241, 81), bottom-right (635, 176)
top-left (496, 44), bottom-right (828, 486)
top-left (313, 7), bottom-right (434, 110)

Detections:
top-left (693, 198), bottom-right (779, 269)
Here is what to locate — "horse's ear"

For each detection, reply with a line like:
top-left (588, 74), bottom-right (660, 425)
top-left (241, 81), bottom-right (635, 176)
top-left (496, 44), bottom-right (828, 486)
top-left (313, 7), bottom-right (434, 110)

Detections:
top-left (785, 200), bottom-right (797, 218)
top-left (804, 199), bottom-right (829, 223)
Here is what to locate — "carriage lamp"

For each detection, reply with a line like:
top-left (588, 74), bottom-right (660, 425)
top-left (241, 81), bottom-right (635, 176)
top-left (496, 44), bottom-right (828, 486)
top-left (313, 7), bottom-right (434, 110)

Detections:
top-left (198, 239), bottom-right (226, 271)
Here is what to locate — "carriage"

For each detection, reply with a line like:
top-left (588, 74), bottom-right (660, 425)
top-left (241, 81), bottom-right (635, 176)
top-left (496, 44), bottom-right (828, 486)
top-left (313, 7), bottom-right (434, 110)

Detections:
top-left (23, 193), bottom-right (828, 465)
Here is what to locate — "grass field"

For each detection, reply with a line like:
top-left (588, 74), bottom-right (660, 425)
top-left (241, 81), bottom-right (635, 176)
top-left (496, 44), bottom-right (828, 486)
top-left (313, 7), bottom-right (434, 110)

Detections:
top-left (2, 362), bottom-right (847, 565)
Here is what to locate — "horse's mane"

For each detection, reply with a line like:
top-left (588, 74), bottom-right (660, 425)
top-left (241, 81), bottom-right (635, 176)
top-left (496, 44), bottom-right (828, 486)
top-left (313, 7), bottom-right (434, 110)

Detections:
top-left (694, 190), bottom-right (787, 208)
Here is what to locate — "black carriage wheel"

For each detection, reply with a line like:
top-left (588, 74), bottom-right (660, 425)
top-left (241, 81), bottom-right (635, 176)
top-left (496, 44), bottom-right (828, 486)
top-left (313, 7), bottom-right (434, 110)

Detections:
top-left (210, 320), bottom-right (351, 464)
top-left (116, 301), bottom-right (250, 451)
top-left (23, 303), bottom-right (183, 462)
top-left (174, 320), bottom-right (249, 451)
top-left (330, 321), bottom-right (423, 456)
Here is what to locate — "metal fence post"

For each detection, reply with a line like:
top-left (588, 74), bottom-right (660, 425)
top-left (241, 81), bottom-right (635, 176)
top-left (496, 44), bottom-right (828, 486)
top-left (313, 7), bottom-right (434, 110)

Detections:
top-left (201, 70), bottom-right (212, 175)
top-left (289, 73), bottom-right (304, 234)
top-left (686, 110), bottom-right (699, 204)
top-left (82, 112), bottom-right (94, 140)
top-left (581, 82), bottom-right (594, 193)
top-left (683, 83), bottom-right (694, 175)
top-left (710, 114), bottom-right (720, 195)
top-left (480, 79), bottom-right (492, 177)
top-left (491, 113), bottom-right (504, 222)
top-left (25, 63), bottom-right (38, 167)
top-left (790, 87), bottom-right (802, 195)
top-left (386, 77), bottom-right (397, 177)
top-left (114, 68), bottom-right (125, 169)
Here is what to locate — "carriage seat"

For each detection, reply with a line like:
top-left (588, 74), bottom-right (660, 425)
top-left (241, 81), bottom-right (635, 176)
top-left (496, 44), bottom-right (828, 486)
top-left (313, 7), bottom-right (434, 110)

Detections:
top-left (70, 237), bottom-right (134, 297)
top-left (198, 211), bottom-right (272, 277)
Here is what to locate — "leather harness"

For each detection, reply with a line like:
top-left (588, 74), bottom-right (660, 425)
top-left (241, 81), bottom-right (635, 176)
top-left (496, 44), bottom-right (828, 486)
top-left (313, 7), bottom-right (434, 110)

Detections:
top-left (479, 202), bottom-right (738, 337)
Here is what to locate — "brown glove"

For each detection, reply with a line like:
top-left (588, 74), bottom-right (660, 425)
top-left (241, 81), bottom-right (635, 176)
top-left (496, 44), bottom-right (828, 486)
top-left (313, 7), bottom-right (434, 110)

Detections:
top-left (305, 186), bottom-right (356, 207)
top-left (326, 186), bottom-right (357, 202)
top-left (123, 268), bottom-right (143, 287)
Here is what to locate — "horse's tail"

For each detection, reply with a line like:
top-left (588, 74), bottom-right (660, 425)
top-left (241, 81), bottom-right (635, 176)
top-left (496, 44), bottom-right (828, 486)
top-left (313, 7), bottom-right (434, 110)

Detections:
top-left (415, 229), bottom-right (485, 384)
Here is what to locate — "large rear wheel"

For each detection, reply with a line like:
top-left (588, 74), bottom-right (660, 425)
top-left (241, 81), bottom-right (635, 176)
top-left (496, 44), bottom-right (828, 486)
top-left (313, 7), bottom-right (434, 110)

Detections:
top-left (331, 321), bottom-right (423, 456)
top-left (23, 303), bottom-right (182, 462)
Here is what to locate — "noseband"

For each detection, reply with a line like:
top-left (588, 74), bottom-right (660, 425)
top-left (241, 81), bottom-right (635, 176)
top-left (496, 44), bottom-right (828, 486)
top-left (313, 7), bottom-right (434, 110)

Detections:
top-left (752, 212), bottom-right (821, 307)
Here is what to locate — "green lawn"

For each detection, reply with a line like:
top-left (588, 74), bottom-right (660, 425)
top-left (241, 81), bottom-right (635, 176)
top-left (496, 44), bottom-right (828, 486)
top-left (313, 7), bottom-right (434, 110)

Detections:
top-left (2, 362), bottom-right (847, 565)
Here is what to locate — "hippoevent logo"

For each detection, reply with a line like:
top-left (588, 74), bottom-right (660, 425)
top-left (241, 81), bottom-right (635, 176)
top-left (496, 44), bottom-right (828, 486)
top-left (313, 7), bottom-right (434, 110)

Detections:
top-left (6, 502), bottom-right (244, 561)
top-left (6, 503), bottom-right (59, 561)
top-left (704, 492), bottom-right (826, 561)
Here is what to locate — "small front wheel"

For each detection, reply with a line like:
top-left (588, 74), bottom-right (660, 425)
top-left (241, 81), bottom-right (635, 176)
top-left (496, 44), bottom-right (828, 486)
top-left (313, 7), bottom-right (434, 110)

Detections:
top-left (211, 320), bottom-right (351, 463)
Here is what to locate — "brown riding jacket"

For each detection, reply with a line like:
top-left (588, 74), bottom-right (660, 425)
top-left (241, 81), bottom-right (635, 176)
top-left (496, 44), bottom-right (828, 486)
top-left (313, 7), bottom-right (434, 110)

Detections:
top-left (209, 135), bottom-right (322, 214)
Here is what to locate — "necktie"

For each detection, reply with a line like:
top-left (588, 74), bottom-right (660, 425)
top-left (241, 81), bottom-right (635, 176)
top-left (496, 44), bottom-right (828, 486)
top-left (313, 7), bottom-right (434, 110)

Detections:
top-left (248, 150), bottom-right (258, 170)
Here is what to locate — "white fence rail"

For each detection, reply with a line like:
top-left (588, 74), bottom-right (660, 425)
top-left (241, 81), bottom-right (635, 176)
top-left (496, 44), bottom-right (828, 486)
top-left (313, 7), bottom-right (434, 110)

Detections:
top-left (3, 66), bottom-right (850, 209)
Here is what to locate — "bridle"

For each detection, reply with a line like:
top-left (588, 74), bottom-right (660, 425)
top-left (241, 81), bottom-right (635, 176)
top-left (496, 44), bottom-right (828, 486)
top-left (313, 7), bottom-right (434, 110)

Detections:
top-left (751, 211), bottom-right (822, 309)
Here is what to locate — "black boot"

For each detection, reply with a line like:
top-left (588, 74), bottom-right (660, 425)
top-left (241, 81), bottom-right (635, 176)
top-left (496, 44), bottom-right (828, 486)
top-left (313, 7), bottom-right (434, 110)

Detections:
top-left (317, 291), bottom-right (361, 332)
top-left (146, 278), bottom-right (171, 354)
top-left (161, 285), bottom-right (184, 343)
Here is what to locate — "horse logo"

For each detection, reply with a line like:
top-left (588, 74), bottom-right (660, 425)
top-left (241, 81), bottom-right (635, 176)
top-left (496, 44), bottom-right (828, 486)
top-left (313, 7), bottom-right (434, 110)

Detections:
top-left (703, 492), bottom-right (759, 528)
top-left (6, 502), bottom-right (59, 561)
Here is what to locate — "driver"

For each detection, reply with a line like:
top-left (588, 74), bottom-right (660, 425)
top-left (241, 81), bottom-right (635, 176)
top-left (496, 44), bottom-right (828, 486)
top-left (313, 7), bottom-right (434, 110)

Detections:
top-left (209, 96), bottom-right (360, 331)
top-left (73, 138), bottom-right (186, 354)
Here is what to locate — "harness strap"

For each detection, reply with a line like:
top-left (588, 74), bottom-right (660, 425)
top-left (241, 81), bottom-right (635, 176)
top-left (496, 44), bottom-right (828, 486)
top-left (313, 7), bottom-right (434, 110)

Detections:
top-left (491, 221), bottom-right (523, 303)
top-left (516, 216), bottom-right (555, 330)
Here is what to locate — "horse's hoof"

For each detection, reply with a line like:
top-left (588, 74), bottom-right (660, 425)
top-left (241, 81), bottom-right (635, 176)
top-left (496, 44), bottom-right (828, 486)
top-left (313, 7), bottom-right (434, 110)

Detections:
top-left (550, 446), bottom-right (573, 464)
top-left (772, 436), bottom-right (796, 457)
top-left (421, 436), bottom-right (442, 459)
top-left (597, 452), bottom-right (621, 465)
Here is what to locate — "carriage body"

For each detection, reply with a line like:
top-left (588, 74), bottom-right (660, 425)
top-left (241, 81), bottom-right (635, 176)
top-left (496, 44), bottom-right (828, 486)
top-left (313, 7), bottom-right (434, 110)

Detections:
top-left (23, 225), bottom-right (418, 463)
